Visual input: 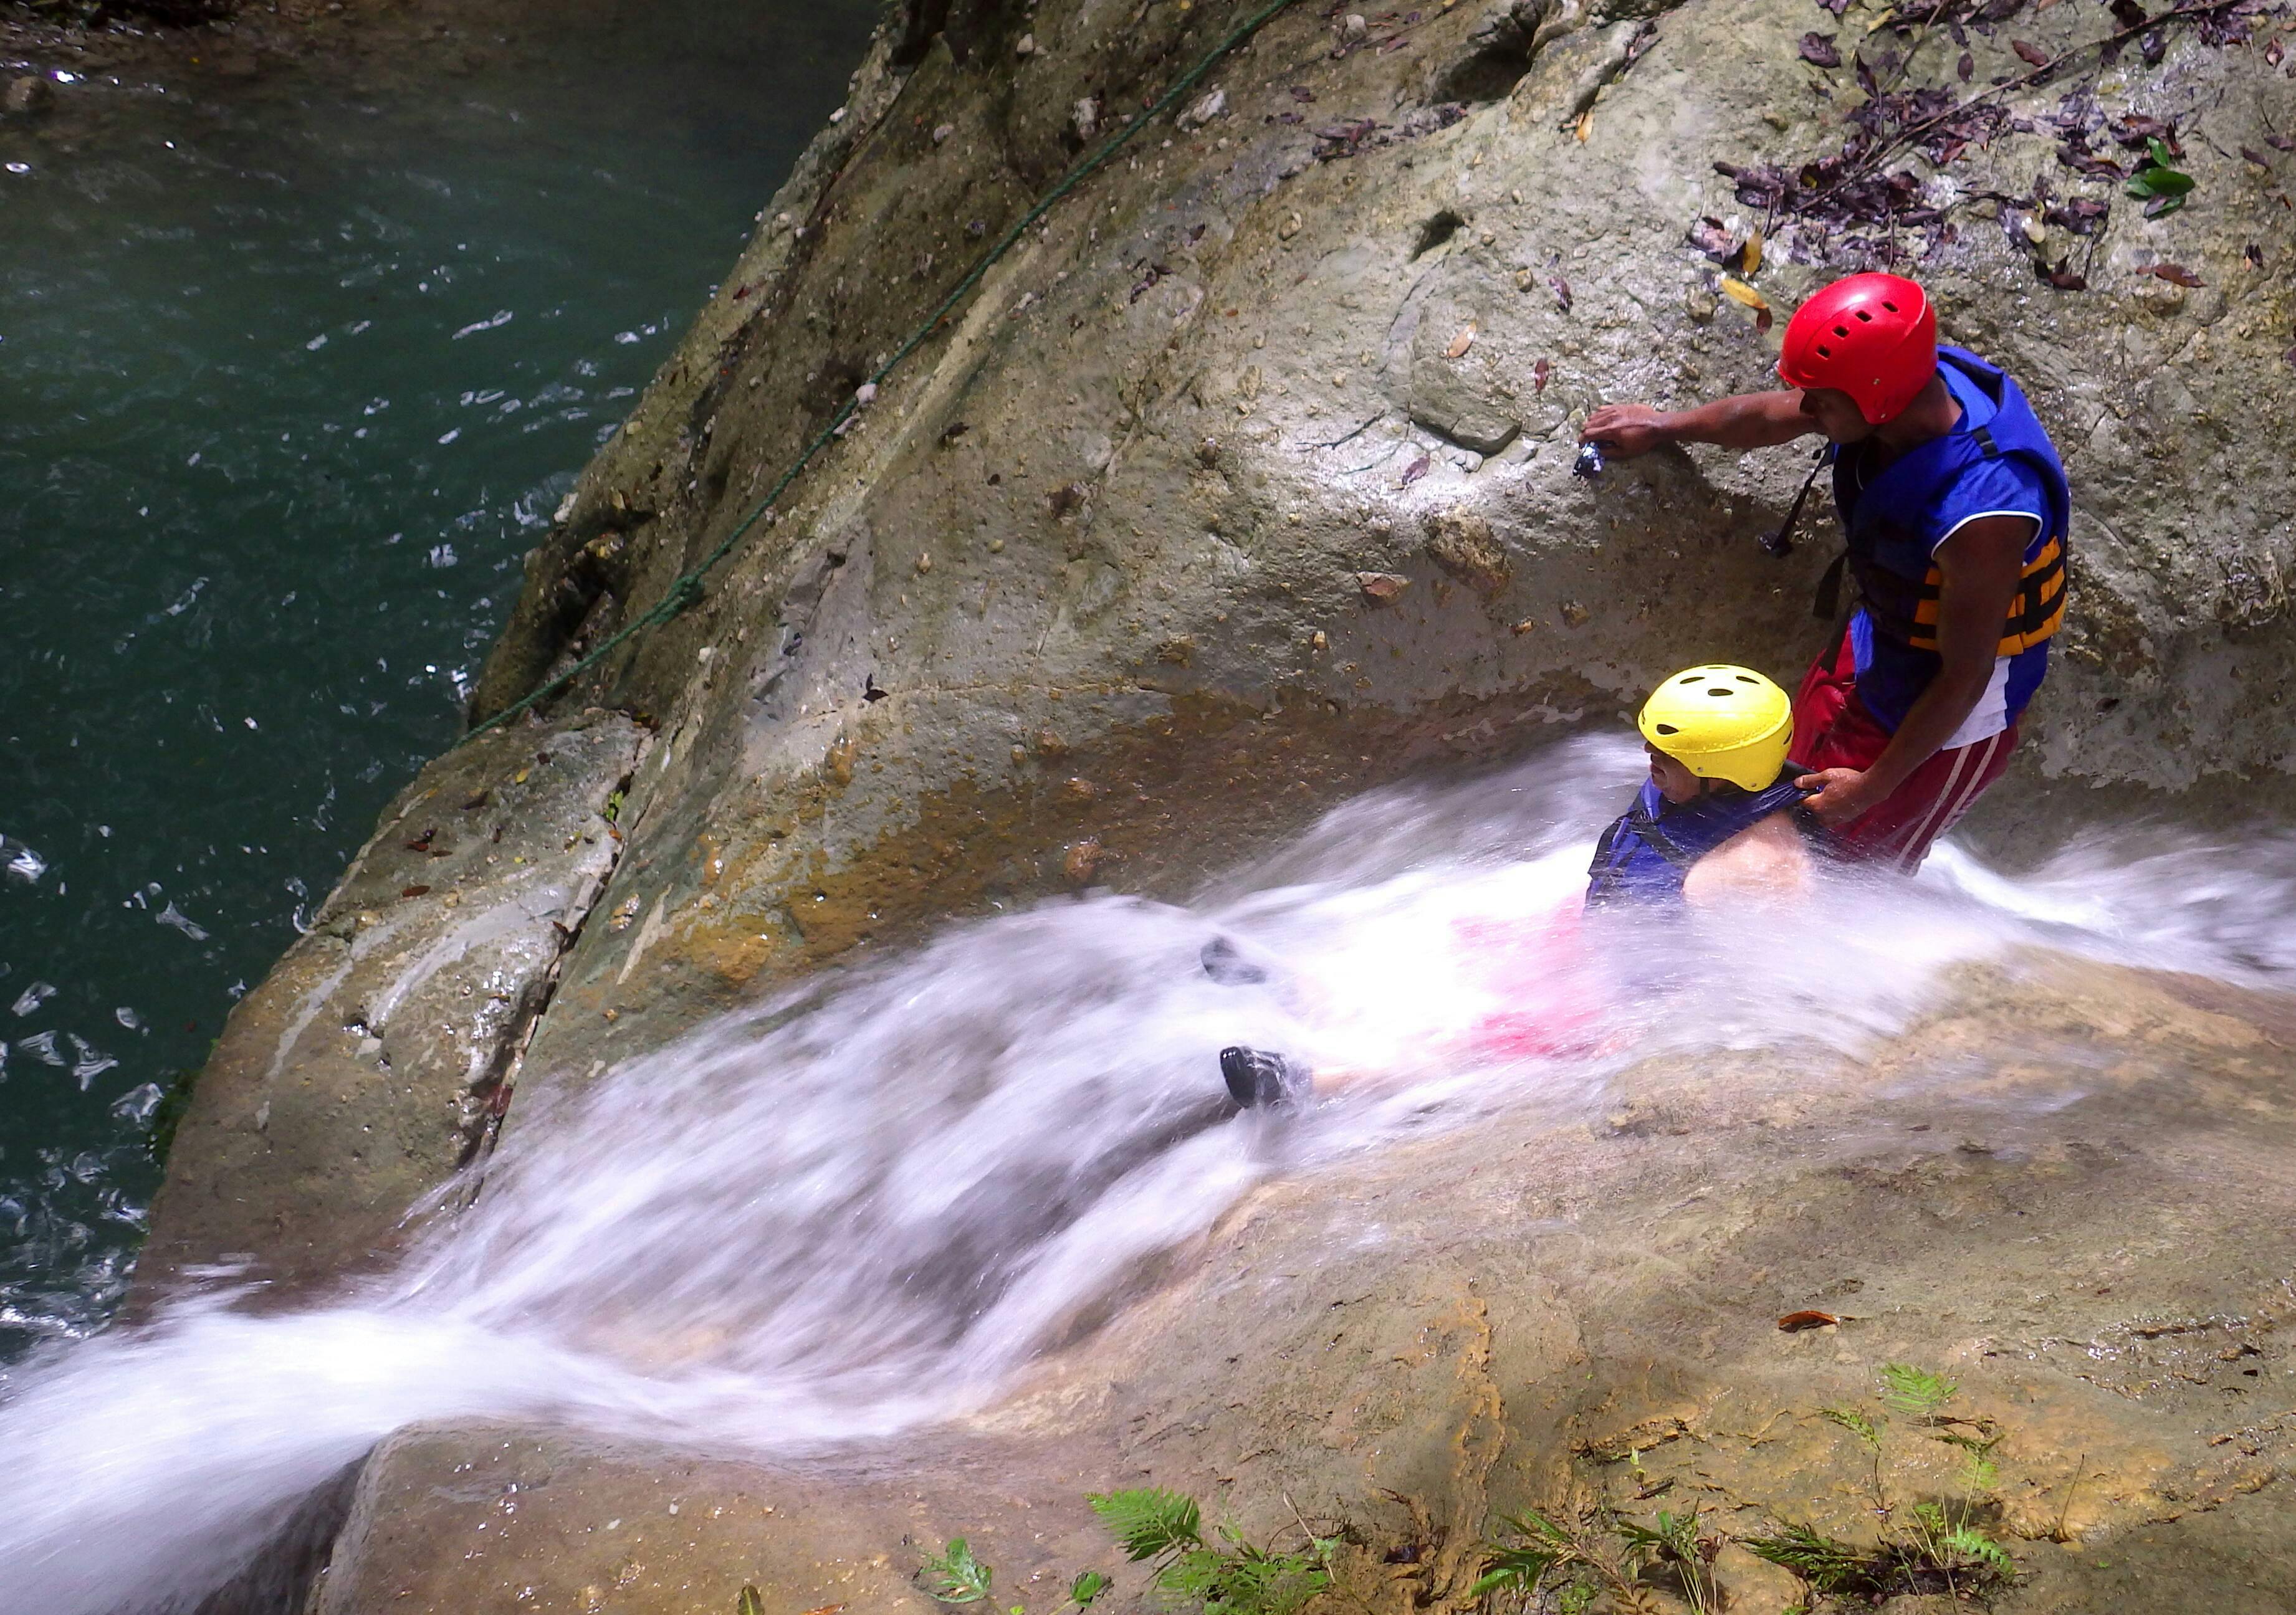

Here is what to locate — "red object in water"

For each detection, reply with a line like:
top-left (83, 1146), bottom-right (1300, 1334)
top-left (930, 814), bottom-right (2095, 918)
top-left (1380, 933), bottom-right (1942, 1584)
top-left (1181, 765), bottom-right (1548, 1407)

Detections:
top-left (1453, 902), bottom-right (1607, 1059)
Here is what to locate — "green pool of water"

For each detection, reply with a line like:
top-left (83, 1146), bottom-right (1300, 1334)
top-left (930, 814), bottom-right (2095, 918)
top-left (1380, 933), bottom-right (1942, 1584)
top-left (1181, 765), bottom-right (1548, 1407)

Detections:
top-left (0, 0), bottom-right (876, 1350)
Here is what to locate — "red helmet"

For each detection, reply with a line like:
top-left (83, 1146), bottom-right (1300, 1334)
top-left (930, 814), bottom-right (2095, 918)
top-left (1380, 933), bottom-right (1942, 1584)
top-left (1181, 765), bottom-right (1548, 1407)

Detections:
top-left (1777, 273), bottom-right (1938, 424)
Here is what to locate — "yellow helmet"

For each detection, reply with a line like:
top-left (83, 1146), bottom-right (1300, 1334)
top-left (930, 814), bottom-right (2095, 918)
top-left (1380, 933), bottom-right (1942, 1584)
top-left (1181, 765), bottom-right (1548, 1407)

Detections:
top-left (1637, 665), bottom-right (1794, 792)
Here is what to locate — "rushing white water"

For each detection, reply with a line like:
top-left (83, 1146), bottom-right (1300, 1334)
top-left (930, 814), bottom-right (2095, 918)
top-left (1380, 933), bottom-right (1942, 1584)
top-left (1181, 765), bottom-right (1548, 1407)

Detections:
top-left (1, 736), bottom-right (2290, 1613)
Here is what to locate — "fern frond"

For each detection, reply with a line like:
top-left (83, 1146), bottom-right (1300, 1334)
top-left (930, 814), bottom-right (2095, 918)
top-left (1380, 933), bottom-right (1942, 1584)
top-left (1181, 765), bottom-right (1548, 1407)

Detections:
top-left (920, 1538), bottom-right (993, 1604)
top-left (1821, 1406), bottom-right (1882, 1447)
top-left (1470, 1543), bottom-right (1561, 1597)
top-left (1877, 1363), bottom-right (1958, 1421)
top-left (1940, 1527), bottom-right (2015, 1579)
top-left (1741, 1523), bottom-right (1882, 1595)
top-left (1493, 1507), bottom-right (1575, 1548)
top-left (1089, 1488), bottom-right (1203, 1562)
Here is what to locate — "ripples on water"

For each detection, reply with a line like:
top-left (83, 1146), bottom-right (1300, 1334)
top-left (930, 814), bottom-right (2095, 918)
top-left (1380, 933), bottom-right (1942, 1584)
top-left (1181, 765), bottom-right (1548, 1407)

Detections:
top-left (0, 0), bottom-right (879, 1348)
top-left (2, 736), bottom-right (2295, 1613)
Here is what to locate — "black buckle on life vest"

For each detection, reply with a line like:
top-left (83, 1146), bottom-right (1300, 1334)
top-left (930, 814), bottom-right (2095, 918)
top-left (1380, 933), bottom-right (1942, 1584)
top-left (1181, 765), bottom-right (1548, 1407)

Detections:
top-left (1761, 444), bottom-right (1831, 559)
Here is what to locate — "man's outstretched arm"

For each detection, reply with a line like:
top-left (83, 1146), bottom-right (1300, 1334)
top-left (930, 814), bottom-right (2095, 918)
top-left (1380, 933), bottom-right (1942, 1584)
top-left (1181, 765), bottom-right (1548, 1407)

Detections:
top-left (1581, 391), bottom-right (1817, 457)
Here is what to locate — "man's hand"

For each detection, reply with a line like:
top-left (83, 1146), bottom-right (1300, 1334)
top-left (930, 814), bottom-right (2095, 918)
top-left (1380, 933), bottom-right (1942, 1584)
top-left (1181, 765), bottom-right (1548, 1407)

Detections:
top-left (1580, 403), bottom-right (1672, 459)
top-left (1796, 766), bottom-right (1880, 826)
top-left (1581, 391), bottom-right (1815, 457)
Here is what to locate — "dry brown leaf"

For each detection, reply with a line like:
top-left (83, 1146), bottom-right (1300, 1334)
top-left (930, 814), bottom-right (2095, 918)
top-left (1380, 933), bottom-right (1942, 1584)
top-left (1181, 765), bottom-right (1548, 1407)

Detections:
top-left (1357, 571), bottom-right (1411, 601)
top-left (1445, 324), bottom-right (1476, 359)
top-left (1399, 453), bottom-right (1431, 487)
top-left (1718, 274), bottom-right (1774, 331)
top-left (1741, 229), bottom-right (1764, 277)
top-left (2012, 38), bottom-right (2050, 65)
top-left (1574, 108), bottom-right (1592, 143)
top-left (1532, 357), bottom-right (1551, 393)
top-left (1776, 1310), bottom-right (1840, 1332)
top-left (801, 1605), bottom-right (848, 1615)
top-left (2145, 262), bottom-right (2204, 287)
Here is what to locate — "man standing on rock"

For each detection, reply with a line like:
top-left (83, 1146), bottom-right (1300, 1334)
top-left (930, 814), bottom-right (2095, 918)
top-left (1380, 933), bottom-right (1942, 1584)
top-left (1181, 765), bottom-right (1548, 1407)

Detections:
top-left (1579, 272), bottom-right (2069, 872)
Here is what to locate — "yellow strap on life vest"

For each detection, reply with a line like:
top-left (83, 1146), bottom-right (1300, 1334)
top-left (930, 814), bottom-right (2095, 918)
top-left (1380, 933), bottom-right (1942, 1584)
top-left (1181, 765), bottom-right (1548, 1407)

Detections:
top-left (1906, 535), bottom-right (2065, 655)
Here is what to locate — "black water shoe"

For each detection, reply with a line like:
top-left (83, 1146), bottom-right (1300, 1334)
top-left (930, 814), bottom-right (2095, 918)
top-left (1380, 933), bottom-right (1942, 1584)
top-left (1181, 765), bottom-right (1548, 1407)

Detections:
top-left (1220, 1045), bottom-right (1308, 1108)
top-left (1200, 935), bottom-right (1270, 986)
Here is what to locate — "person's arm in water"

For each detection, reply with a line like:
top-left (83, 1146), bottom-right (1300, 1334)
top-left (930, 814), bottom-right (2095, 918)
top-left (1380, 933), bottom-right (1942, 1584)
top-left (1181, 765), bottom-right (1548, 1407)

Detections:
top-left (1581, 391), bottom-right (1817, 455)
top-left (1681, 809), bottom-right (1810, 908)
top-left (1794, 515), bottom-right (2030, 824)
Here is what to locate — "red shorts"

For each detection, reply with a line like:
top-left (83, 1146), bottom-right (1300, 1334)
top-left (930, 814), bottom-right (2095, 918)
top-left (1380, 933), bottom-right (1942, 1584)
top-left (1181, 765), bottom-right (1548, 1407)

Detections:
top-left (1791, 625), bottom-right (2017, 874)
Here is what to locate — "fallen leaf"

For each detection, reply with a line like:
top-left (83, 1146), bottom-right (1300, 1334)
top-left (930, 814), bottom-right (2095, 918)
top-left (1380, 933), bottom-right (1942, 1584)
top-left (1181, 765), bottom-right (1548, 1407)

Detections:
top-left (2244, 146), bottom-right (2274, 169)
top-left (1289, 84), bottom-right (1316, 102)
top-left (400, 884), bottom-right (432, 899)
top-left (1399, 453), bottom-right (1431, 487)
top-left (1958, 49), bottom-right (1974, 80)
top-left (1719, 274), bottom-right (1774, 331)
top-left (1799, 31), bottom-right (1842, 67)
top-left (2042, 258), bottom-right (2088, 290)
top-left (2019, 211), bottom-right (2048, 244)
top-left (2109, 0), bottom-right (2148, 27)
top-left (739, 1587), bottom-right (767, 1615)
top-left (1688, 214), bottom-right (1734, 258)
top-left (1445, 323), bottom-right (1476, 359)
top-left (1574, 108), bottom-right (1592, 142)
top-left (1549, 274), bottom-right (1574, 312)
top-left (460, 791), bottom-right (490, 811)
top-left (2012, 38), bottom-right (2050, 65)
top-left (2246, 242), bottom-right (2265, 269)
top-left (2270, 37), bottom-right (2285, 67)
top-left (1533, 358), bottom-right (1551, 393)
top-left (1511, 617), bottom-right (1539, 634)
top-left (2271, 133), bottom-right (2296, 153)
top-left (2145, 262), bottom-right (2204, 287)
top-left (1741, 229), bottom-right (1764, 276)
top-left (1777, 1310), bottom-right (1840, 1332)
top-left (1357, 570), bottom-right (1412, 600)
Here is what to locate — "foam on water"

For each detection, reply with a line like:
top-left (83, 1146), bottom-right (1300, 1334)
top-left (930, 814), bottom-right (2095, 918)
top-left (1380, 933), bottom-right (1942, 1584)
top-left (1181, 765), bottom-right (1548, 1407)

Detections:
top-left (1, 736), bottom-right (2289, 1612)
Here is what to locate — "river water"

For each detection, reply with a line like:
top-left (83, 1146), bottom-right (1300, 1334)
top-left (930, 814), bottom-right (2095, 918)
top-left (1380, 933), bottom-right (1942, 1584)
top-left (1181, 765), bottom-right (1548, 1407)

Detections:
top-left (0, 0), bottom-right (879, 1350)
top-left (2, 735), bottom-right (2294, 1612)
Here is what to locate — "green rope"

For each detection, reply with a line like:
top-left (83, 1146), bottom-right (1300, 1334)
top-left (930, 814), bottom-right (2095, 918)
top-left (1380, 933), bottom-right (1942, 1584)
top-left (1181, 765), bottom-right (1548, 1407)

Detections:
top-left (468, 0), bottom-right (1301, 741)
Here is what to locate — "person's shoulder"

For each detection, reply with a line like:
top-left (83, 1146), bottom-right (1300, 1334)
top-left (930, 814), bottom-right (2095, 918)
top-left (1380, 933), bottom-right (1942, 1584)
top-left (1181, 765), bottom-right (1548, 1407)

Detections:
top-left (1951, 452), bottom-right (2049, 517)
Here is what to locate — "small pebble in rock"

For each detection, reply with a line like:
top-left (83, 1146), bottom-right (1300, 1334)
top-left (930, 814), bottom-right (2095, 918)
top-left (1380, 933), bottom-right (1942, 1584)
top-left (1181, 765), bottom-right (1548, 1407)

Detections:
top-left (829, 107), bottom-right (845, 123)
top-left (1343, 13), bottom-right (1368, 40)
top-left (1016, 32), bottom-right (1036, 56)
top-left (933, 123), bottom-right (955, 145)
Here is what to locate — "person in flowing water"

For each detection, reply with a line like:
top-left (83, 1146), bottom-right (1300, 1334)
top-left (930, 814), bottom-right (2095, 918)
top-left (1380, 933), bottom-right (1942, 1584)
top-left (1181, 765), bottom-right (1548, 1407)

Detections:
top-left (1580, 272), bottom-right (2070, 875)
top-left (1214, 665), bottom-right (1815, 1107)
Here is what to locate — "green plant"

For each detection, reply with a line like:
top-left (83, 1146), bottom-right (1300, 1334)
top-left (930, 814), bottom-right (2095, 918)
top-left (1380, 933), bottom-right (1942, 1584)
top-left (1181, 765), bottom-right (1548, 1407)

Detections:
top-left (1614, 1504), bottom-right (1720, 1614)
top-left (2125, 137), bottom-right (2196, 215)
top-left (1470, 1506), bottom-right (1670, 1614)
top-left (1876, 1363), bottom-right (1957, 1422)
top-left (1818, 1406), bottom-right (1878, 1448)
top-left (1741, 1523), bottom-right (1880, 1597)
top-left (1088, 1489), bottom-right (1328, 1615)
top-left (922, 1538), bottom-right (994, 1604)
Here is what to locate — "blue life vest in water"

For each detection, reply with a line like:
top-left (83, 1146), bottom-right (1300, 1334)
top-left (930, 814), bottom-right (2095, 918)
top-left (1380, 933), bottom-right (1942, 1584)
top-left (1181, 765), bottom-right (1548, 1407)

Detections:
top-left (1584, 772), bottom-right (1811, 909)
top-left (1831, 346), bottom-right (2071, 731)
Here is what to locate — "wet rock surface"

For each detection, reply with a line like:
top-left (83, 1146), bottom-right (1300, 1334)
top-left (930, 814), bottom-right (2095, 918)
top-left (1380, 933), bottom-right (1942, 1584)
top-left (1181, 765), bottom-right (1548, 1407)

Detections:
top-left (306, 958), bottom-right (2296, 1612)
top-left (136, 712), bottom-right (641, 1298)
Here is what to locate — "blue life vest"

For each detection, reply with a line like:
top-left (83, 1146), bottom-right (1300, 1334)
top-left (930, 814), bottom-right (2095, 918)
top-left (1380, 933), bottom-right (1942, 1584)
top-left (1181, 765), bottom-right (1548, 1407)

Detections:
top-left (1584, 772), bottom-right (1811, 909)
top-left (1832, 346), bottom-right (2071, 663)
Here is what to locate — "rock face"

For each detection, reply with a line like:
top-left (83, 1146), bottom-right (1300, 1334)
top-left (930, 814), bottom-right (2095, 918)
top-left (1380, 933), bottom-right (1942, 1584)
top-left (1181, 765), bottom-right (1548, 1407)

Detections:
top-left (135, 0), bottom-right (2296, 1604)
top-left (140, 713), bottom-right (640, 1298)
